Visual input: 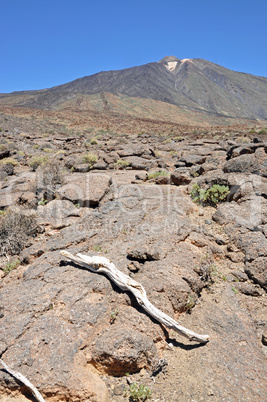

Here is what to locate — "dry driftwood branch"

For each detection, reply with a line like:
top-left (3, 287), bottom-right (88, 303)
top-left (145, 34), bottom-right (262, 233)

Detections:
top-left (60, 250), bottom-right (209, 343)
top-left (0, 359), bottom-right (46, 402)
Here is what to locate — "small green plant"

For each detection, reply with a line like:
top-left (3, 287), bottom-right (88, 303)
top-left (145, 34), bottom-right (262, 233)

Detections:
top-left (4, 259), bottom-right (20, 273)
top-left (114, 159), bottom-right (130, 169)
top-left (186, 295), bottom-right (195, 312)
top-left (82, 153), bottom-right (98, 169)
top-left (90, 138), bottom-right (98, 145)
top-left (38, 198), bottom-right (48, 206)
top-left (110, 309), bottom-right (119, 324)
top-left (257, 128), bottom-right (267, 135)
top-left (125, 382), bottom-right (152, 401)
top-left (70, 166), bottom-right (75, 173)
top-left (191, 183), bottom-right (230, 206)
top-left (232, 286), bottom-right (238, 294)
top-left (147, 171), bottom-right (169, 180)
top-left (33, 144), bottom-right (39, 149)
top-left (92, 244), bottom-right (102, 252)
top-left (29, 155), bottom-right (48, 171)
top-left (54, 150), bottom-right (66, 156)
top-left (74, 203), bottom-right (80, 209)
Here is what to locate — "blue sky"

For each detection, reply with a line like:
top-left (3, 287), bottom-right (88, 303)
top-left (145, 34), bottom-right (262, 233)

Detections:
top-left (1, 0), bottom-right (267, 93)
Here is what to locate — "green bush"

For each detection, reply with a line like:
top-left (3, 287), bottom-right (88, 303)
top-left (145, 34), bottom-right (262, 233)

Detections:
top-left (257, 128), bottom-right (267, 135)
top-left (4, 259), bottom-right (20, 273)
top-left (114, 159), bottom-right (130, 169)
top-left (191, 183), bottom-right (229, 206)
top-left (29, 155), bottom-right (48, 171)
top-left (0, 157), bottom-right (18, 166)
top-left (147, 171), bottom-right (169, 180)
top-left (82, 153), bottom-right (98, 169)
top-left (90, 138), bottom-right (98, 145)
top-left (125, 382), bottom-right (152, 401)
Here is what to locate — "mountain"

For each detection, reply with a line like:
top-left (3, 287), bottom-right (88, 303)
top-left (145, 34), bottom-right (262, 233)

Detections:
top-left (1, 56), bottom-right (267, 120)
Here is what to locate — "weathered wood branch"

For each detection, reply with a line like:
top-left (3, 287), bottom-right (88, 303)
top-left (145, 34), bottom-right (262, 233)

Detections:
top-left (0, 359), bottom-right (46, 402)
top-left (60, 250), bottom-right (209, 343)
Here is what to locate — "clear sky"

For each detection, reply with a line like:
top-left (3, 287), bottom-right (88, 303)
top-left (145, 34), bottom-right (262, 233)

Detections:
top-left (1, 0), bottom-right (267, 93)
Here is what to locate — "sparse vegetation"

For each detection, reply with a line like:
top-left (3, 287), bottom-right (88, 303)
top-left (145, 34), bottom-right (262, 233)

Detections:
top-left (29, 155), bottom-right (48, 171)
top-left (0, 144), bottom-right (8, 151)
top-left (232, 286), bottom-right (238, 294)
top-left (154, 150), bottom-right (162, 158)
top-left (125, 382), bottom-right (152, 401)
top-left (36, 160), bottom-right (64, 190)
top-left (82, 153), bottom-right (98, 168)
top-left (0, 207), bottom-right (39, 256)
top-left (0, 157), bottom-right (18, 166)
top-left (54, 150), bottom-right (67, 156)
top-left (4, 259), bottom-right (20, 273)
top-left (90, 138), bottom-right (98, 145)
top-left (110, 309), bottom-right (119, 324)
top-left (92, 244), bottom-right (103, 252)
top-left (257, 128), bottom-right (267, 135)
top-left (186, 295), bottom-right (195, 312)
top-left (194, 253), bottom-right (218, 286)
top-left (147, 171), bottom-right (169, 180)
top-left (114, 159), bottom-right (130, 169)
top-left (38, 198), bottom-right (48, 206)
top-left (191, 183), bottom-right (229, 206)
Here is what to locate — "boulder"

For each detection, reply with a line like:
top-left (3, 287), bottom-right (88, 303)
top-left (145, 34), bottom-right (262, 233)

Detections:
top-left (245, 257), bottom-right (267, 290)
top-left (58, 173), bottom-right (111, 207)
top-left (213, 199), bottom-right (263, 230)
top-left (176, 154), bottom-right (206, 167)
top-left (123, 156), bottom-right (150, 170)
top-left (37, 199), bottom-right (80, 228)
top-left (223, 154), bottom-right (261, 174)
top-left (90, 327), bottom-right (157, 375)
top-left (171, 168), bottom-right (191, 185)
top-left (230, 229), bottom-right (267, 262)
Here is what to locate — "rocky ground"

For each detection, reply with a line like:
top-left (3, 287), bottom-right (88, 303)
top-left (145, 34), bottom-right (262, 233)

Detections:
top-left (0, 116), bottom-right (266, 401)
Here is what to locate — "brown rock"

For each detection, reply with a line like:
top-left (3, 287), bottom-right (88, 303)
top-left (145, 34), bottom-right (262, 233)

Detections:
top-left (245, 257), bottom-right (267, 290)
top-left (235, 282), bottom-right (262, 296)
top-left (171, 168), bottom-right (191, 185)
top-left (90, 327), bottom-right (157, 375)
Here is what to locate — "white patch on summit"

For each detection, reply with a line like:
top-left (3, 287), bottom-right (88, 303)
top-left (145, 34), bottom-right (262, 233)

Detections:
top-left (166, 61), bottom-right (178, 72)
top-left (181, 58), bottom-right (192, 63)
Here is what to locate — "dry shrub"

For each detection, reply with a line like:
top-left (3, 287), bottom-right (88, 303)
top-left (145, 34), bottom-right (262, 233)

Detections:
top-left (37, 160), bottom-right (64, 189)
top-left (35, 160), bottom-right (64, 201)
top-left (0, 207), bottom-right (39, 256)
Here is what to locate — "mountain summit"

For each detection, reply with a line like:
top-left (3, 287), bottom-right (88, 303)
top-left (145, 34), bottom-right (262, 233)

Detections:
top-left (1, 56), bottom-right (267, 120)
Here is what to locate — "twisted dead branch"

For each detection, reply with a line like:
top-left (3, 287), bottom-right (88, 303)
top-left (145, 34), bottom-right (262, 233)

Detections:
top-left (60, 250), bottom-right (209, 343)
top-left (0, 359), bottom-right (46, 402)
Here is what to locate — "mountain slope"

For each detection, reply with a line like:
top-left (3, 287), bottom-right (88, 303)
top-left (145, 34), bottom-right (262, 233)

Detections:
top-left (1, 56), bottom-right (267, 120)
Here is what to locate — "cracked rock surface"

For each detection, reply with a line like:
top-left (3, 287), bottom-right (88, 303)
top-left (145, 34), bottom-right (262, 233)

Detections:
top-left (0, 124), bottom-right (266, 401)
